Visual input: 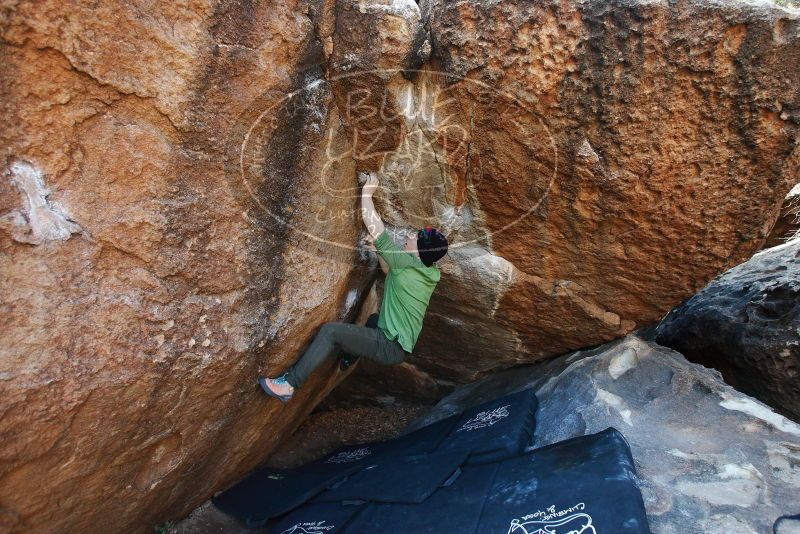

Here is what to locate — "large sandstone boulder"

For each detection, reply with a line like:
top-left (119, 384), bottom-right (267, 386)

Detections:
top-left (0, 1), bottom-right (376, 532)
top-left (1, 0), bottom-right (799, 532)
top-left (410, 335), bottom-right (800, 534)
top-left (656, 239), bottom-right (800, 421)
top-left (331, 0), bottom-right (800, 398)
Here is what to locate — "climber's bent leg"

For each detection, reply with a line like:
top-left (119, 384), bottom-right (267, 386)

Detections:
top-left (285, 322), bottom-right (406, 389)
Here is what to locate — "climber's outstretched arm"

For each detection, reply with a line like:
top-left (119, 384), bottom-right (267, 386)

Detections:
top-left (361, 172), bottom-right (385, 239)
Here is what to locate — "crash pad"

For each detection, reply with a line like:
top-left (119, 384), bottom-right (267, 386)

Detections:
top-left (270, 501), bottom-right (365, 534)
top-left (344, 461), bottom-right (500, 534)
top-left (211, 464), bottom-right (361, 528)
top-left (214, 388), bottom-right (537, 527)
top-left (476, 427), bottom-right (650, 534)
top-left (439, 387), bottom-right (537, 464)
top-left (339, 428), bottom-right (648, 534)
top-left (299, 440), bottom-right (390, 475)
top-left (302, 414), bottom-right (460, 475)
top-left (313, 448), bottom-right (470, 504)
top-left (378, 412), bottom-right (461, 456)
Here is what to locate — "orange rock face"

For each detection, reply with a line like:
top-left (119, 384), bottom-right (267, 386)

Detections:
top-left (0, 1), bottom-right (372, 532)
top-left (338, 0), bottom-right (800, 392)
top-left (1, 0), bottom-right (799, 532)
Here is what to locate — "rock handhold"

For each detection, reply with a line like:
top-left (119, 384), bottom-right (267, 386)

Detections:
top-left (656, 239), bottom-right (800, 421)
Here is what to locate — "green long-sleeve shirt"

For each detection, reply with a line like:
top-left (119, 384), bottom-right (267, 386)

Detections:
top-left (374, 230), bottom-right (441, 353)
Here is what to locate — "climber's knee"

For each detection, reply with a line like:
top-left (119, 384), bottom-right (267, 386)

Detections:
top-left (317, 322), bottom-right (338, 342)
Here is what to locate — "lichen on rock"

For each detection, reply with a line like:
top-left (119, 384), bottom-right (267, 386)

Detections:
top-left (1, 160), bottom-right (83, 244)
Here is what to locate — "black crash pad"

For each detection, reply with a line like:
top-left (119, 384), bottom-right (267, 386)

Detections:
top-left (377, 412), bottom-right (461, 456)
top-left (327, 428), bottom-right (648, 534)
top-left (299, 440), bottom-right (390, 474)
top-left (211, 464), bottom-right (361, 528)
top-left (476, 427), bottom-right (650, 534)
top-left (439, 387), bottom-right (537, 464)
top-left (270, 501), bottom-right (365, 534)
top-left (344, 461), bottom-right (500, 534)
top-left (301, 414), bottom-right (460, 475)
top-left (212, 419), bottom-right (462, 525)
top-left (313, 448), bottom-right (470, 504)
top-left (214, 388), bottom-right (538, 527)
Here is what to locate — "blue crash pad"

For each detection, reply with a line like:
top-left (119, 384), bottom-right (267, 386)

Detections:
top-left (339, 427), bottom-right (649, 534)
top-left (270, 501), bottom-right (365, 534)
top-left (213, 388), bottom-right (538, 528)
top-left (344, 461), bottom-right (500, 534)
top-left (298, 440), bottom-right (391, 475)
top-left (476, 427), bottom-right (650, 534)
top-left (381, 413), bottom-right (461, 456)
top-left (313, 448), bottom-right (470, 504)
top-left (301, 414), bottom-right (460, 475)
top-left (211, 464), bottom-right (361, 528)
top-left (439, 387), bottom-right (537, 464)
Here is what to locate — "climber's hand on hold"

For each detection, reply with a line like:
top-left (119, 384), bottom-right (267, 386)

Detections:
top-left (363, 234), bottom-right (376, 252)
top-left (362, 172), bottom-right (380, 197)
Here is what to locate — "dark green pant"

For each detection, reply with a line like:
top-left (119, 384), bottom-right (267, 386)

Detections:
top-left (285, 322), bottom-right (407, 388)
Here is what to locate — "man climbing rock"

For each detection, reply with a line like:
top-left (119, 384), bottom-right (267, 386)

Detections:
top-left (258, 172), bottom-right (448, 402)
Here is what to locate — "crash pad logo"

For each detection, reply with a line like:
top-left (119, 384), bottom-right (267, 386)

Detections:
top-left (457, 405), bottom-right (510, 432)
top-left (280, 520), bottom-right (335, 534)
top-left (325, 447), bottom-right (372, 464)
top-left (508, 503), bottom-right (595, 534)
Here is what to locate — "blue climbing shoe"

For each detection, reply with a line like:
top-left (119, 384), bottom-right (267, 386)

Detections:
top-left (258, 374), bottom-right (294, 403)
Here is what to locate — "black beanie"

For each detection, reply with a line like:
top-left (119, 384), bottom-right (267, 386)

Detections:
top-left (417, 227), bottom-right (448, 267)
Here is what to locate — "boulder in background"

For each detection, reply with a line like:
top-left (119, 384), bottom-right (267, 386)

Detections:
top-left (656, 239), bottom-right (800, 421)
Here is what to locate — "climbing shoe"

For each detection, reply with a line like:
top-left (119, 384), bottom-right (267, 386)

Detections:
top-left (258, 374), bottom-right (294, 403)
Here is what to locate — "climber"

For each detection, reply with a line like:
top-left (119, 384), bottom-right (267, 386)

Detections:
top-left (258, 172), bottom-right (449, 402)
